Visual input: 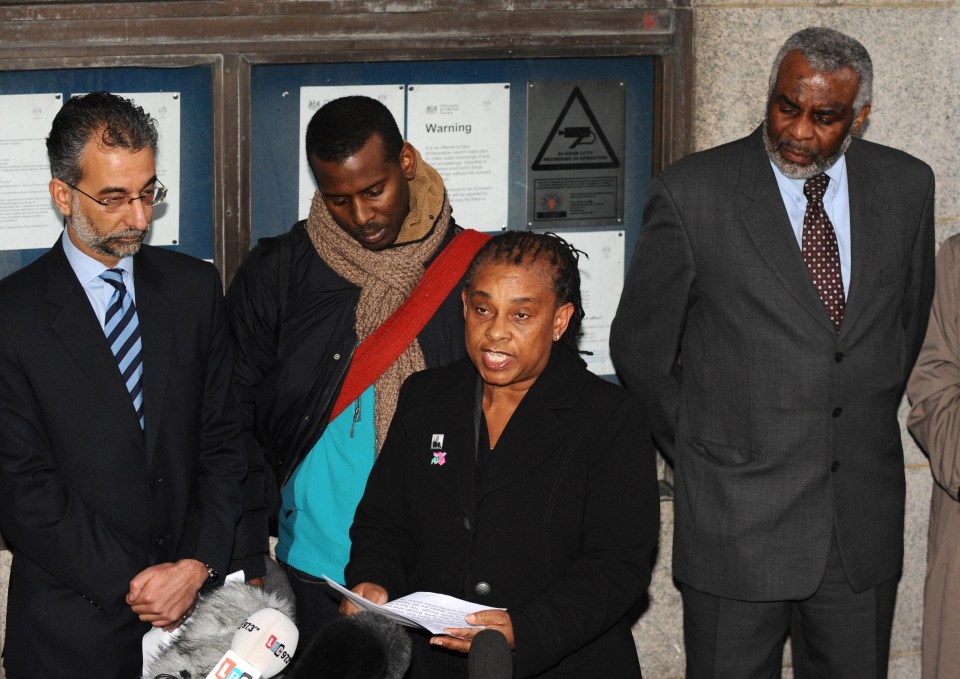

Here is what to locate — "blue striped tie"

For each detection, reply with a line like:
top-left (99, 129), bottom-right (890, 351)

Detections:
top-left (99, 269), bottom-right (144, 429)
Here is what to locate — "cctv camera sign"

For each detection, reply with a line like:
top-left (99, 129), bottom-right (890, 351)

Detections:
top-left (526, 81), bottom-right (625, 229)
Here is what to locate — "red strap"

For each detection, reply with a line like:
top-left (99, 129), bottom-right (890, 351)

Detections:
top-left (329, 229), bottom-right (491, 422)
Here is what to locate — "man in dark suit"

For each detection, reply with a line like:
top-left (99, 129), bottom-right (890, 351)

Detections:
top-left (0, 92), bottom-right (246, 678)
top-left (610, 27), bottom-right (935, 678)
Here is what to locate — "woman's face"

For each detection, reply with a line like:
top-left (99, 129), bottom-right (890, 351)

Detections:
top-left (462, 259), bottom-right (573, 395)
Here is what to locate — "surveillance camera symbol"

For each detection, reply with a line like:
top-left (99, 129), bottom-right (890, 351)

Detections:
top-left (558, 126), bottom-right (596, 149)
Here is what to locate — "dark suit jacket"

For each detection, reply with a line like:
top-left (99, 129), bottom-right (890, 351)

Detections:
top-left (346, 345), bottom-right (660, 678)
top-left (610, 127), bottom-right (935, 601)
top-left (0, 240), bottom-right (246, 678)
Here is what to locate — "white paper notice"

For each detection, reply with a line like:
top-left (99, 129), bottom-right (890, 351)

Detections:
top-left (298, 85), bottom-right (406, 220)
top-left (407, 83), bottom-right (510, 231)
top-left (324, 576), bottom-right (499, 636)
top-left (0, 93), bottom-right (63, 250)
top-left (108, 92), bottom-right (181, 246)
top-left (563, 230), bottom-right (625, 376)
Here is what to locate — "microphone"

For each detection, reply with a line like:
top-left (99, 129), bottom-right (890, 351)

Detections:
top-left (468, 629), bottom-right (513, 679)
top-left (143, 562), bottom-right (297, 679)
top-left (286, 611), bottom-right (411, 679)
top-left (207, 608), bottom-right (300, 679)
top-left (206, 607), bottom-right (299, 679)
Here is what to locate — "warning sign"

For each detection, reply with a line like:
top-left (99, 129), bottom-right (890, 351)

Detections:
top-left (526, 80), bottom-right (625, 228)
top-left (532, 87), bottom-right (620, 171)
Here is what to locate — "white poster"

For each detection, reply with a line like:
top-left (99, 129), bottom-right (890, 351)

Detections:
top-left (109, 92), bottom-right (182, 247)
top-left (562, 229), bottom-right (625, 376)
top-left (406, 83), bottom-right (510, 231)
top-left (298, 85), bottom-right (406, 220)
top-left (0, 93), bottom-right (63, 250)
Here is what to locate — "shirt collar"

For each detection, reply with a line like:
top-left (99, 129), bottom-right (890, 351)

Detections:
top-left (769, 154), bottom-right (847, 203)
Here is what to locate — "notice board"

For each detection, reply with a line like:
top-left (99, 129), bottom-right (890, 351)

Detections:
top-left (0, 65), bottom-right (214, 280)
top-left (250, 56), bottom-right (654, 251)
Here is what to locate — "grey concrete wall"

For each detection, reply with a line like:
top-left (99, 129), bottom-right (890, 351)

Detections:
top-left (1, 3), bottom-right (957, 678)
top-left (632, 1), bottom-right (959, 677)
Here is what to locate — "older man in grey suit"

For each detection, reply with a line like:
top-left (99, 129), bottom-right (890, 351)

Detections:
top-left (611, 27), bottom-right (934, 678)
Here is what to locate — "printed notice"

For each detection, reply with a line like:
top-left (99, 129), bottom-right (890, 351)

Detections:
top-left (324, 576), bottom-right (501, 636)
top-left (298, 85), bottom-right (406, 220)
top-left (563, 230), bottom-right (625, 376)
top-left (407, 83), bottom-right (510, 231)
top-left (107, 92), bottom-right (182, 246)
top-left (0, 93), bottom-right (63, 250)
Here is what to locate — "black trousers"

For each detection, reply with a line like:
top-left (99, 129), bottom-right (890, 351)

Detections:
top-left (681, 536), bottom-right (899, 679)
top-left (280, 561), bottom-right (345, 651)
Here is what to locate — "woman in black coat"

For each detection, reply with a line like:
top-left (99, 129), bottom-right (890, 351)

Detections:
top-left (342, 231), bottom-right (660, 678)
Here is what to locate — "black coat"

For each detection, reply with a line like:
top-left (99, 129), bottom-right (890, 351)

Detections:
top-left (226, 220), bottom-right (468, 562)
top-left (347, 344), bottom-right (660, 678)
top-left (228, 220), bottom-right (468, 489)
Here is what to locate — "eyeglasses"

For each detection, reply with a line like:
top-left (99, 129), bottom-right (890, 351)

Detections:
top-left (64, 179), bottom-right (168, 214)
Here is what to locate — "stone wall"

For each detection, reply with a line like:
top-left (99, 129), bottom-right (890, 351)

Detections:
top-left (632, 1), bottom-right (959, 677)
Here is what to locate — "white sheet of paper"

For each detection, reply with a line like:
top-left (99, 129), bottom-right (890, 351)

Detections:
top-left (562, 230), bottom-right (625, 376)
top-left (324, 576), bottom-right (499, 636)
top-left (106, 92), bottom-right (182, 247)
top-left (0, 93), bottom-right (63, 250)
top-left (406, 83), bottom-right (510, 231)
top-left (298, 85), bottom-right (406, 220)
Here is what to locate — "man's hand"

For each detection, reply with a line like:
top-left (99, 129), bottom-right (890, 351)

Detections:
top-left (431, 609), bottom-right (515, 654)
top-left (126, 559), bottom-right (208, 628)
top-left (338, 582), bottom-right (388, 616)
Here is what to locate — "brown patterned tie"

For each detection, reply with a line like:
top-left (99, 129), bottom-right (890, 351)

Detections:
top-left (802, 173), bottom-right (845, 333)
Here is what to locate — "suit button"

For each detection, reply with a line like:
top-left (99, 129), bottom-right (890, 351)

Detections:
top-left (463, 517), bottom-right (471, 530)
top-left (831, 461), bottom-right (840, 472)
top-left (154, 535), bottom-right (166, 547)
top-left (475, 581), bottom-right (492, 597)
top-left (832, 407), bottom-right (843, 418)
top-left (834, 352), bottom-right (845, 363)
top-left (149, 476), bottom-right (163, 489)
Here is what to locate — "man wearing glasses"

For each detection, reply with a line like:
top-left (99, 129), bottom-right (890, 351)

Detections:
top-left (0, 91), bottom-right (246, 678)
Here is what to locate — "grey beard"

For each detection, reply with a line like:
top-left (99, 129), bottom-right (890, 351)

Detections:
top-left (70, 194), bottom-right (148, 259)
top-left (762, 119), bottom-right (852, 179)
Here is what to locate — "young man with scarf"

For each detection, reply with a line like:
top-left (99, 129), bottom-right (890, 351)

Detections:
top-left (227, 95), bottom-right (487, 645)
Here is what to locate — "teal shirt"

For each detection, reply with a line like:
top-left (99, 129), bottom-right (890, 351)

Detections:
top-left (276, 384), bottom-right (375, 583)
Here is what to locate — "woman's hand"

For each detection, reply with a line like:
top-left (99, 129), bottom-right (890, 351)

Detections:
top-left (338, 581), bottom-right (388, 616)
top-left (430, 609), bottom-right (515, 654)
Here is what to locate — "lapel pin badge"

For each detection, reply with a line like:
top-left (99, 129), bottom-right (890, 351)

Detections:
top-left (430, 451), bottom-right (447, 466)
top-left (431, 434), bottom-right (444, 450)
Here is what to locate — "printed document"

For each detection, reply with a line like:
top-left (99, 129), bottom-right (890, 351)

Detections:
top-left (324, 576), bottom-right (502, 635)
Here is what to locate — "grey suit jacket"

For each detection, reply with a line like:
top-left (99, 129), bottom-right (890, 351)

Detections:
top-left (610, 126), bottom-right (935, 600)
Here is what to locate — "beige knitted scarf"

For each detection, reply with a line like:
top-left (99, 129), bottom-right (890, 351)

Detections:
top-left (306, 149), bottom-right (452, 452)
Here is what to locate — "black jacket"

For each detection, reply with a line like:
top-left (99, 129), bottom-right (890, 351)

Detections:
top-left (0, 242), bottom-right (246, 676)
top-left (347, 344), bottom-right (660, 678)
top-left (226, 220), bottom-right (469, 562)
